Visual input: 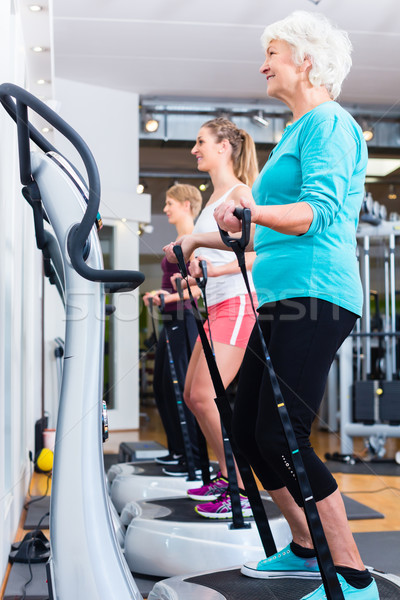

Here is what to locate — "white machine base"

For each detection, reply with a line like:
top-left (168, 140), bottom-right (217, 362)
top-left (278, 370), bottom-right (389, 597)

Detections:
top-left (108, 462), bottom-right (217, 512)
top-left (123, 493), bottom-right (291, 577)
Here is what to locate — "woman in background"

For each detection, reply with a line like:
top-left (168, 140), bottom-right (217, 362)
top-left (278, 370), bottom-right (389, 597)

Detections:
top-left (164, 118), bottom-right (259, 519)
top-left (143, 184), bottom-right (202, 475)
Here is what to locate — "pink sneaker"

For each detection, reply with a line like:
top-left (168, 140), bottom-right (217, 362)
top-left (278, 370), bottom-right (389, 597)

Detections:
top-left (187, 471), bottom-right (229, 501)
top-left (195, 490), bottom-right (253, 519)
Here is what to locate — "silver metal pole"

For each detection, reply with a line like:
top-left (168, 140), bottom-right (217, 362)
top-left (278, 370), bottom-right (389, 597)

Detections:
top-left (389, 234), bottom-right (397, 377)
top-left (339, 336), bottom-right (354, 454)
top-left (363, 236), bottom-right (371, 377)
top-left (384, 247), bottom-right (393, 380)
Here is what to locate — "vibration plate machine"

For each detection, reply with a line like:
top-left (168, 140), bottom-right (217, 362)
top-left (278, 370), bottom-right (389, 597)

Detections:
top-left (0, 83), bottom-right (145, 600)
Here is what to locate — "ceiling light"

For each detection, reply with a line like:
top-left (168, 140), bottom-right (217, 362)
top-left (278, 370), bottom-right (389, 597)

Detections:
top-left (29, 4), bottom-right (43, 11)
top-left (143, 113), bottom-right (159, 133)
top-left (31, 46), bottom-right (47, 53)
top-left (360, 120), bottom-right (374, 142)
top-left (137, 223), bottom-right (154, 236)
top-left (366, 158), bottom-right (400, 177)
top-left (37, 79), bottom-right (49, 85)
top-left (137, 183), bottom-right (145, 194)
top-left (388, 185), bottom-right (397, 201)
top-left (41, 126), bottom-right (53, 134)
top-left (252, 111), bottom-right (270, 128)
top-left (199, 181), bottom-right (210, 192)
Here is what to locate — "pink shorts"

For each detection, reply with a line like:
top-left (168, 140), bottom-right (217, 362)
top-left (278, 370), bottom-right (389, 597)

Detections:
top-left (199, 293), bottom-right (258, 349)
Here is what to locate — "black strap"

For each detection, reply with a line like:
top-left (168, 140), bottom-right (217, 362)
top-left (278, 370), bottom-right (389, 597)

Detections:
top-left (219, 208), bottom-right (344, 600)
top-left (195, 260), bottom-right (244, 527)
top-left (147, 296), bottom-right (159, 344)
top-left (175, 277), bottom-right (211, 484)
top-left (173, 246), bottom-right (277, 551)
top-left (156, 294), bottom-right (198, 481)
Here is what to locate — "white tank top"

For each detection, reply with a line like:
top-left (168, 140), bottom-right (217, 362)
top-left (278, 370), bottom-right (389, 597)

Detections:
top-left (192, 184), bottom-right (255, 307)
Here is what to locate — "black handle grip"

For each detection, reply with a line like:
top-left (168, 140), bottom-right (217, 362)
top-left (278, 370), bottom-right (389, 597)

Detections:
top-left (173, 245), bottom-right (188, 278)
top-left (233, 207), bottom-right (244, 220)
top-left (195, 259), bottom-right (208, 290)
top-left (218, 206), bottom-right (252, 252)
top-left (159, 293), bottom-right (165, 313)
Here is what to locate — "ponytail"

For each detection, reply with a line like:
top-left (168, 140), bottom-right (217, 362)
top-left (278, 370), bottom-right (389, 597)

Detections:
top-left (236, 129), bottom-right (259, 187)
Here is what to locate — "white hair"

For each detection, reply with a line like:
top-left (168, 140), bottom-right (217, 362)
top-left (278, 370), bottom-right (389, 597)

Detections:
top-left (261, 11), bottom-right (352, 100)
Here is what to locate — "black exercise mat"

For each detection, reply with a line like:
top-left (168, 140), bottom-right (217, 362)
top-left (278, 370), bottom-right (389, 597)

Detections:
top-left (104, 453), bottom-right (120, 471)
top-left (4, 562), bottom-right (49, 599)
top-left (325, 459), bottom-right (400, 476)
top-left (24, 497), bottom-right (50, 530)
top-left (142, 493), bottom-right (381, 524)
top-left (186, 569), bottom-right (399, 600)
top-left (104, 459), bottom-right (217, 478)
top-left (144, 494), bottom-right (282, 523)
top-left (354, 531), bottom-right (400, 576)
top-left (342, 494), bottom-right (384, 520)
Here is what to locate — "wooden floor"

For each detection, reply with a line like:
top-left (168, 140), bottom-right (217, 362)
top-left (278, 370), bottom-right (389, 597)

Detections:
top-left (2, 405), bottom-right (399, 599)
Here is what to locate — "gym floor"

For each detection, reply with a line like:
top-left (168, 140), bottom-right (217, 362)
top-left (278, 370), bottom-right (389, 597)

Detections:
top-left (2, 406), bottom-right (399, 600)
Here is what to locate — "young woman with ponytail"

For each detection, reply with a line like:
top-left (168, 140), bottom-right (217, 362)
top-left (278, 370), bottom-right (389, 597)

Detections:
top-left (163, 118), bottom-right (259, 519)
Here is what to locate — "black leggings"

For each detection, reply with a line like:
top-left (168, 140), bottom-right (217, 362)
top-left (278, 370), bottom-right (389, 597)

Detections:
top-left (232, 297), bottom-right (357, 506)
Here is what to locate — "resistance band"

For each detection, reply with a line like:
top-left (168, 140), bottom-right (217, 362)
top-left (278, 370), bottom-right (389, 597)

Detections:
top-left (175, 278), bottom-right (211, 484)
top-left (148, 295), bottom-right (198, 481)
top-left (194, 260), bottom-right (245, 528)
top-left (218, 207), bottom-right (344, 600)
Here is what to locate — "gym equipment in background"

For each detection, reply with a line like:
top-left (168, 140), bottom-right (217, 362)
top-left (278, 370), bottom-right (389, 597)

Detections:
top-left (339, 208), bottom-right (400, 458)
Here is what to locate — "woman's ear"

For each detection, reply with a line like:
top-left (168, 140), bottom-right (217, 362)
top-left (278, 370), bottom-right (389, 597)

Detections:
top-left (300, 55), bottom-right (312, 73)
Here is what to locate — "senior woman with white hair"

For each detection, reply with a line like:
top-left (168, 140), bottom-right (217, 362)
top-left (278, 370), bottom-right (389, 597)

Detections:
top-left (165, 10), bottom-right (378, 600)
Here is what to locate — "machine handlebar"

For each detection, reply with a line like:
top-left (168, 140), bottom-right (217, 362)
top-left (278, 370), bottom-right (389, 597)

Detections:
top-left (0, 83), bottom-right (144, 290)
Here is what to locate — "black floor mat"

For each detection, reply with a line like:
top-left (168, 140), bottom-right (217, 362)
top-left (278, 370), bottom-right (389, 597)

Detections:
top-left (23, 497), bottom-right (50, 530)
top-left (342, 494), bottom-right (383, 520)
top-left (325, 459), bottom-right (400, 476)
top-left (354, 531), bottom-right (400, 576)
top-left (186, 569), bottom-right (399, 600)
top-left (4, 563), bottom-right (49, 599)
top-left (104, 453), bottom-right (120, 471)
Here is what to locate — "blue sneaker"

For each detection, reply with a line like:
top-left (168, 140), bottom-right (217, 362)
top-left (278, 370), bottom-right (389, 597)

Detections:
top-left (241, 544), bottom-right (321, 579)
top-left (301, 574), bottom-right (379, 599)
